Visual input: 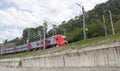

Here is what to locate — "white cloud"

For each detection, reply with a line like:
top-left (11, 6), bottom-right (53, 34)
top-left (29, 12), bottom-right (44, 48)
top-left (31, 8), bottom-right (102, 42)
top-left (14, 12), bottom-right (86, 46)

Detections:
top-left (0, 0), bottom-right (108, 43)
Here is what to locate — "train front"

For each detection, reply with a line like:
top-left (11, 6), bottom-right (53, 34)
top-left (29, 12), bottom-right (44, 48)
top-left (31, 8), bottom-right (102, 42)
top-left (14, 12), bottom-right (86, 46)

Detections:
top-left (55, 35), bottom-right (68, 46)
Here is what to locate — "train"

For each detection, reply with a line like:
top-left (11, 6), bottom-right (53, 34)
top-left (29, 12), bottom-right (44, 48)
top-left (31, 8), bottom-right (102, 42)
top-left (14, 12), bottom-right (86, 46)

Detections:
top-left (0, 34), bottom-right (68, 55)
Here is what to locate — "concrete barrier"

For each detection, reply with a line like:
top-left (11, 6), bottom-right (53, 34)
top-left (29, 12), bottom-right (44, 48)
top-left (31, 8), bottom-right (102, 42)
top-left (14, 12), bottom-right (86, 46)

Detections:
top-left (22, 56), bottom-right (45, 68)
top-left (44, 54), bottom-right (65, 67)
top-left (64, 47), bottom-right (120, 67)
top-left (22, 53), bottom-right (65, 68)
top-left (21, 42), bottom-right (120, 68)
top-left (0, 42), bottom-right (120, 68)
top-left (0, 58), bottom-right (21, 67)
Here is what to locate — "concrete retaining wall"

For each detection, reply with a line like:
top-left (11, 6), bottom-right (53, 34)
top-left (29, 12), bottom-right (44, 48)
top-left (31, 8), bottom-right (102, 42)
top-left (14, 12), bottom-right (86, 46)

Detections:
top-left (0, 42), bottom-right (120, 68)
top-left (0, 58), bottom-right (21, 67)
top-left (64, 47), bottom-right (120, 67)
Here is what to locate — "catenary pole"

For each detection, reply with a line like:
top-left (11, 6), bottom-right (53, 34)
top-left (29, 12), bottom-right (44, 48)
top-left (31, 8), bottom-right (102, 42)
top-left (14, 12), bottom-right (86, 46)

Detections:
top-left (43, 22), bottom-right (47, 49)
top-left (109, 10), bottom-right (115, 35)
top-left (27, 29), bottom-right (30, 43)
top-left (76, 3), bottom-right (87, 40)
top-left (103, 15), bottom-right (107, 36)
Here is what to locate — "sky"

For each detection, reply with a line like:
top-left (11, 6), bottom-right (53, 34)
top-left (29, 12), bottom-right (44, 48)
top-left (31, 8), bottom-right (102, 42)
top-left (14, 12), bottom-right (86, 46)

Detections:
top-left (0, 0), bottom-right (108, 43)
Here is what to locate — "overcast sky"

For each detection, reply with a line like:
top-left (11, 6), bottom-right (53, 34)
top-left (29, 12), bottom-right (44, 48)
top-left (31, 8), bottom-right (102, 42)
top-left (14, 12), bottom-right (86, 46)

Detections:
top-left (0, 0), bottom-right (108, 43)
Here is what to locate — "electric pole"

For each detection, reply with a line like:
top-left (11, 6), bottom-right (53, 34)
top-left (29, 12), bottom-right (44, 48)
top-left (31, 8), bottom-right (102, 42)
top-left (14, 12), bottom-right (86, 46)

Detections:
top-left (64, 29), bottom-right (66, 36)
top-left (109, 10), bottom-right (115, 35)
top-left (43, 22), bottom-right (47, 49)
top-left (53, 25), bottom-right (57, 36)
top-left (43, 19), bottom-right (57, 36)
top-left (76, 3), bottom-right (87, 40)
top-left (27, 29), bottom-right (30, 43)
top-left (103, 15), bottom-right (107, 36)
top-left (82, 6), bottom-right (87, 40)
top-left (38, 30), bottom-right (41, 40)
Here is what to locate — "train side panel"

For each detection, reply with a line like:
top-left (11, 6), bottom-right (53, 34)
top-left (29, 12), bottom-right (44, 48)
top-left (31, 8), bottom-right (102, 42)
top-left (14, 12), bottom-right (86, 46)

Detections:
top-left (30, 41), bottom-right (42, 50)
top-left (16, 45), bottom-right (23, 52)
top-left (47, 36), bottom-right (57, 46)
top-left (7, 48), bottom-right (14, 54)
top-left (22, 44), bottom-right (28, 51)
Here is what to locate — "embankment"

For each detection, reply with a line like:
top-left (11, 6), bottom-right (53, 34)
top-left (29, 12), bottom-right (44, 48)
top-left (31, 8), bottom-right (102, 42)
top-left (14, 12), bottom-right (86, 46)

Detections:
top-left (0, 42), bottom-right (120, 68)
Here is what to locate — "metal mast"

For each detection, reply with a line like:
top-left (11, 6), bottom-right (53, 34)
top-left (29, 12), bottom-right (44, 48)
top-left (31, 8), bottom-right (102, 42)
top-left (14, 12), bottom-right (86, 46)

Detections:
top-left (76, 3), bottom-right (87, 40)
top-left (103, 15), bottom-right (107, 36)
top-left (109, 10), bottom-right (115, 35)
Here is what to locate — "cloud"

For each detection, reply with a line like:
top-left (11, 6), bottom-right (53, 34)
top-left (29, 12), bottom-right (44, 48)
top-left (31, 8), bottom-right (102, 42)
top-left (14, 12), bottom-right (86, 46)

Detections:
top-left (0, 0), bottom-right (108, 43)
top-left (0, 7), bottom-right (39, 43)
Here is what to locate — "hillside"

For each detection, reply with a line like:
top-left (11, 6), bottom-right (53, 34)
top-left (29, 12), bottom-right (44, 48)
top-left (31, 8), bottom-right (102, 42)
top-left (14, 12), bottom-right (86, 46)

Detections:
top-left (0, 42), bottom-right (16, 49)
top-left (54, 0), bottom-right (120, 42)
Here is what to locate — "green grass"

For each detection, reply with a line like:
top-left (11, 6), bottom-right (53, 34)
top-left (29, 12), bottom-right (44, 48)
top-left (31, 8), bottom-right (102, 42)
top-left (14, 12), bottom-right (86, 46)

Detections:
top-left (68, 33), bottom-right (120, 49)
top-left (0, 42), bottom-right (16, 49)
top-left (0, 49), bottom-right (45, 59)
top-left (0, 33), bottom-right (120, 59)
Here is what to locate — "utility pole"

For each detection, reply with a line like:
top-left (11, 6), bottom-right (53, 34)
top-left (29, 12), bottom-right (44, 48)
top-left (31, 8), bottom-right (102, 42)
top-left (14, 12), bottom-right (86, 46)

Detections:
top-left (43, 19), bottom-right (57, 36)
top-left (82, 6), bottom-right (87, 40)
top-left (52, 29), bottom-right (54, 36)
top-left (0, 44), bottom-right (1, 56)
top-left (109, 10), bottom-right (115, 35)
top-left (76, 3), bottom-right (87, 40)
top-left (64, 29), bottom-right (66, 36)
top-left (27, 29), bottom-right (30, 43)
top-left (43, 22), bottom-right (47, 49)
top-left (103, 15), bottom-right (107, 36)
top-left (38, 30), bottom-right (41, 40)
top-left (53, 25), bottom-right (57, 36)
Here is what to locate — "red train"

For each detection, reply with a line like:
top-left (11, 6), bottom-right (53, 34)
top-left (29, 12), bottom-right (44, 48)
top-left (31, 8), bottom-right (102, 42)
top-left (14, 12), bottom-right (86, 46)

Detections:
top-left (0, 34), bottom-right (68, 55)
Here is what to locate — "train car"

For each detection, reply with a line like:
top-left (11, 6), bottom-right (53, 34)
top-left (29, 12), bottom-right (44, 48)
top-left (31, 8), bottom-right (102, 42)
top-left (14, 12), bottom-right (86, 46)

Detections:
top-left (7, 47), bottom-right (14, 54)
top-left (1, 49), bottom-right (7, 55)
top-left (13, 47), bottom-right (18, 53)
top-left (47, 36), bottom-right (57, 46)
top-left (22, 44), bottom-right (28, 52)
top-left (29, 40), bottom-right (42, 50)
top-left (1, 50), bottom-right (3, 55)
top-left (16, 45), bottom-right (23, 53)
top-left (40, 39), bottom-right (50, 47)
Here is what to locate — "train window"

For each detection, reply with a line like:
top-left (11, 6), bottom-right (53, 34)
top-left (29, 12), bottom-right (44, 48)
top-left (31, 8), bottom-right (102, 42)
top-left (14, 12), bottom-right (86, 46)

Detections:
top-left (56, 38), bottom-right (58, 41)
top-left (64, 38), bottom-right (67, 41)
top-left (48, 40), bottom-right (51, 43)
top-left (37, 43), bottom-right (39, 46)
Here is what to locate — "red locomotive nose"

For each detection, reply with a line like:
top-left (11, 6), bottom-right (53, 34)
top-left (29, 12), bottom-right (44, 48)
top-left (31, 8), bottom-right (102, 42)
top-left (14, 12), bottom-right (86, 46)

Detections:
top-left (57, 41), bottom-right (65, 46)
top-left (55, 35), bottom-right (68, 46)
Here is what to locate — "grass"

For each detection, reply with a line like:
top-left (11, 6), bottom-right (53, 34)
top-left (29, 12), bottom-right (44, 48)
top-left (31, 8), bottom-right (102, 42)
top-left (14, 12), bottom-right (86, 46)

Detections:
top-left (68, 33), bottom-right (120, 49)
top-left (0, 49), bottom-right (45, 59)
top-left (0, 33), bottom-right (120, 59)
top-left (0, 42), bottom-right (16, 49)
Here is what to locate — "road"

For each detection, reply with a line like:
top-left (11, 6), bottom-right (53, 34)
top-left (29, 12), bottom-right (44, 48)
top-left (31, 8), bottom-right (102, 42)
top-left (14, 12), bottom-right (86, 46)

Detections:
top-left (0, 67), bottom-right (120, 71)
